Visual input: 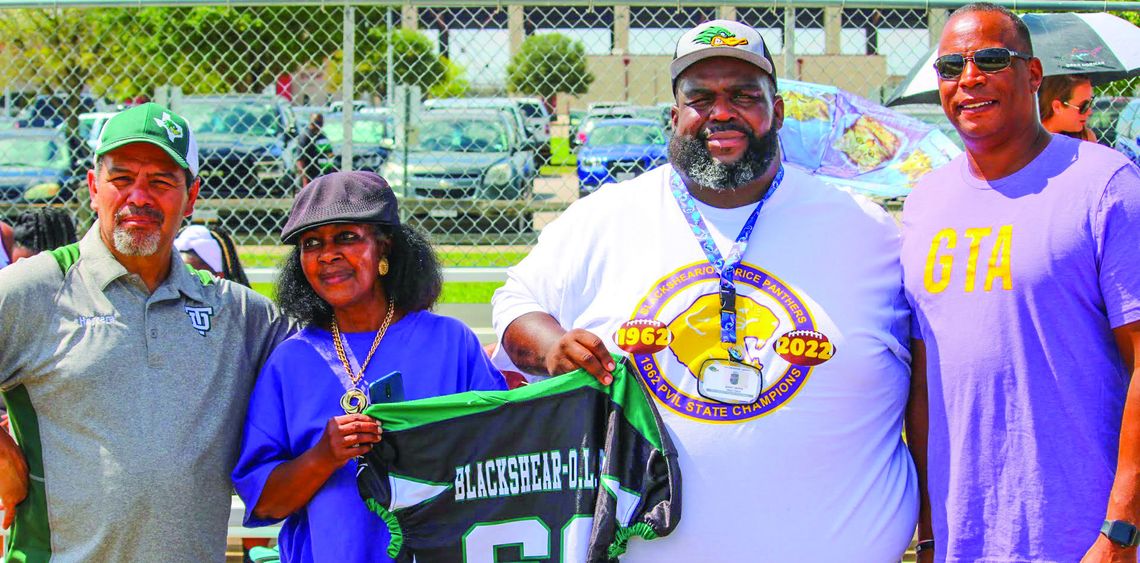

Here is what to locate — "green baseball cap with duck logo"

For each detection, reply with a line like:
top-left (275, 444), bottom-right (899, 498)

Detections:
top-left (95, 102), bottom-right (199, 176)
top-left (671, 20), bottom-right (777, 84)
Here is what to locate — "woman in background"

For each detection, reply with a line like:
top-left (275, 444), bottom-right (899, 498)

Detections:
top-left (174, 224), bottom-right (251, 286)
top-left (1038, 74), bottom-right (1097, 142)
top-left (3, 208), bottom-right (78, 265)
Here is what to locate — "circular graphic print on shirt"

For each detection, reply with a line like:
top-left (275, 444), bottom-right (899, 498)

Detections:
top-left (628, 261), bottom-right (834, 423)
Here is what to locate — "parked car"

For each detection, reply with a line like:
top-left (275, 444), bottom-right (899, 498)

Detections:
top-left (328, 100), bottom-right (370, 114)
top-left (587, 101), bottom-right (627, 112)
top-left (0, 128), bottom-right (82, 202)
top-left (78, 111), bottom-right (118, 151)
top-left (1088, 96), bottom-right (1133, 146)
top-left (15, 94), bottom-right (98, 128)
top-left (424, 98), bottom-right (549, 165)
top-left (1114, 98), bottom-right (1140, 167)
top-left (381, 109), bottom-right (536, 232)
top-left (172, 95), bottom-right (297, 198)
top-left (571, 106), bottom-right (639, 149)
top-left (322, 110), bottom-right (396, 173)
top-left (577, 118), bottom-right (668, 197)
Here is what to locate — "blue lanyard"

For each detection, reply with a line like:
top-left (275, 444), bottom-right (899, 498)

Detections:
top-left (669, 167), bottom-right (784, 350)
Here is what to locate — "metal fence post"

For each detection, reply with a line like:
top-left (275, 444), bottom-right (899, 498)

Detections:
top-left (386, 7), bottom-right (395, 106)
top-left (784, 6), bottom-right (797, 81)
top-left (342, 3), bottom-right (355, 172)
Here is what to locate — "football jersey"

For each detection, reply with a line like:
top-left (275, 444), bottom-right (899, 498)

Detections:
top-left (357, 359), bottom-right (681, 562)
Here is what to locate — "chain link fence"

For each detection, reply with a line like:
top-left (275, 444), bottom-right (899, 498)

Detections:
top-left (0, 1), bottom-right (1136, 268)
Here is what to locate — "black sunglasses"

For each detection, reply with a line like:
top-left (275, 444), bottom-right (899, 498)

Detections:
top-left (1061, 98), bottom-right (1095, 114)
top-left (933, 48), bottom-right (1032, 80)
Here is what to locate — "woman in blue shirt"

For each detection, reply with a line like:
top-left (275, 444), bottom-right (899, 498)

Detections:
top-left (233, 171), bottom-right (506, 562)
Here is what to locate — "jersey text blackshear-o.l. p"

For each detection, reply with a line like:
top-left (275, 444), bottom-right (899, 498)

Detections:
top-left (357, 359), bottom-right (681, 562)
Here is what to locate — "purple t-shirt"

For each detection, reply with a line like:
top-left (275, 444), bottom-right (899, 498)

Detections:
top-left (233, 311), bottom-right (506, 563)
top-left (901, 135), bottom-right (1140, 562)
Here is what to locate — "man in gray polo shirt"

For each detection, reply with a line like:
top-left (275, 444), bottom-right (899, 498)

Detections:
top-left (0, 103), bottom-right (291, 561)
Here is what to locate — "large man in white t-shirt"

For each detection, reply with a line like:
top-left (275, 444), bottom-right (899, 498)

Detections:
top-left (491, 20), bottom-right (918, 561)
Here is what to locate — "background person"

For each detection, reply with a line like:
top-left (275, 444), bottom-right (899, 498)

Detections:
top-left (175, 224), bottom-right (251, 286)
top-left (0, 222), bottom-right (12, 268)
top-left (9, 208), bottom-right (78, 262)
top-left (296, 113), bottom-right (327, 187)
top-left (1038, 73), bottom-right (1097, 141)
top-left (233, 171), bottom-right (505, 562)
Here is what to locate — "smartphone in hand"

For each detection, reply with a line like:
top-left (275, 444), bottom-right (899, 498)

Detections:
top-left (369, 371), bottom-right (405, 404)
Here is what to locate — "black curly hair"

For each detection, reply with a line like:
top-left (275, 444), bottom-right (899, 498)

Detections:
top-left (275, 223), bottom-right (442, 328)
top-left (12, 208), bottom-right (77, 254)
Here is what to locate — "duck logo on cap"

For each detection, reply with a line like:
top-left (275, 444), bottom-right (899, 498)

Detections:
top-left (693, 26), bottom-right (749, 47)
top-left (154, 113), bottom-right (184, 143)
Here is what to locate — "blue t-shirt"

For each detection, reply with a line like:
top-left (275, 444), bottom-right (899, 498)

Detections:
top-left (233, 311), bottom-right (506, 563)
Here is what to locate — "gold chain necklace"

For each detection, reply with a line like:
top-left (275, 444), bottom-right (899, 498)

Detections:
top-left (331, 300), bottom-right (395, 414)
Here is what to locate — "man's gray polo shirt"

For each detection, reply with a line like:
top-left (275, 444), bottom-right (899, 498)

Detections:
top-left (0, 228), bottom-right (291, 562)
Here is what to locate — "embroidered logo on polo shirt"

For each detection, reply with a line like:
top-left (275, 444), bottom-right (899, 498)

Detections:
top-left (185, 306), bottom-right (214, 336)
top-left (77, 315), bottom-right (115, 327)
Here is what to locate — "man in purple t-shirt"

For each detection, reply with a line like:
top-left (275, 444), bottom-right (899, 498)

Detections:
top-left (901, 3), bottom-right (1140, 562)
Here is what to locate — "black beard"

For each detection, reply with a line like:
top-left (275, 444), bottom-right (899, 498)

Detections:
top-left (668, 124), bottom-right (780, 192)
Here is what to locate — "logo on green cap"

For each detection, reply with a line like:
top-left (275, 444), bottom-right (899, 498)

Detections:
top-left (694, 26), bottom-right (749, 47)
top-left (154, 113), bottom-right (185, 143)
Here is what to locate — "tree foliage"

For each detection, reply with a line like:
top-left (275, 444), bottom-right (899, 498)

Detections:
top-left (429, 57), bottom-right (471, 99)
top-left (0, 6), bottom-right (345, 101)
top-left (331, 28), bottom-right (450, 99)
top-left (506, 33), bottom-right (595, 98)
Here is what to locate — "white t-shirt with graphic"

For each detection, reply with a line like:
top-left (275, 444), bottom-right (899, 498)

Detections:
top-left (492, 164), bottom-right (916, 562)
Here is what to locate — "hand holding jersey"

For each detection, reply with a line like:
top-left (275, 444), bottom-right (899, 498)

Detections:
top-left (317, 414), bottom-right (383, 467)
top-left (357, 359), bottom-right (680, 562)
top-left (505, 315), bottom-right (617, 383)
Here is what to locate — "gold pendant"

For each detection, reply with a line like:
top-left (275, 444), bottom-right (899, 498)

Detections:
top-left (340, 388), bottom-right (369, 414)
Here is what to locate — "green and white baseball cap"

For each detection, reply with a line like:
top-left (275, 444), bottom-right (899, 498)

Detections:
top-left (94, 102), bottom-right (199, 176)
top-left (671, 20), bottom-right (777, 84)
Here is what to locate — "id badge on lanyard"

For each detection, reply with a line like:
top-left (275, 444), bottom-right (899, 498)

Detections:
top-left (669, 167), bottom-right (784, 404)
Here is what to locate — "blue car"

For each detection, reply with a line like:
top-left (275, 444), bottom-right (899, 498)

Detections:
top-left (577, 118), bottom-right (668, 198)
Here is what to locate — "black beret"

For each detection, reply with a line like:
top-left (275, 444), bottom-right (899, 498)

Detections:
top-left (281, 171), bottom-right (399, 244)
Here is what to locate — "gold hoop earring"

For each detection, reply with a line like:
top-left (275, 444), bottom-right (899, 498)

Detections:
top-left (378, 257), bottom-right (389, 277)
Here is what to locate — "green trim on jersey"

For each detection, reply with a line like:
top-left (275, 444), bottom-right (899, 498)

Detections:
top-left (186, 265), bottom-right (215, 286)
top-left (363, 356), bottom-right (665, 451)
top-left (607, 522), bottom-right (658, 559)
top-left (49, 243), bottom-right (80, 274)
top-left (605, 359), bottom-right (665, 452)
top-left (365, 497), bottom-right (405, 558)
top-left (2, 385), bottom-right (53, 562)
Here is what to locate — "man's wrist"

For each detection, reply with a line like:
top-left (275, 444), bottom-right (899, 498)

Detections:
top-left (915, 539), bottom-right (934, 554)
top-left (1101, 519), bottom-right (1140, 548)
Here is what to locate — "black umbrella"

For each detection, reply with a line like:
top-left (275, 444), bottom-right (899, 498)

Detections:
top-left (887, 11), bottom-right (1140, 106)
